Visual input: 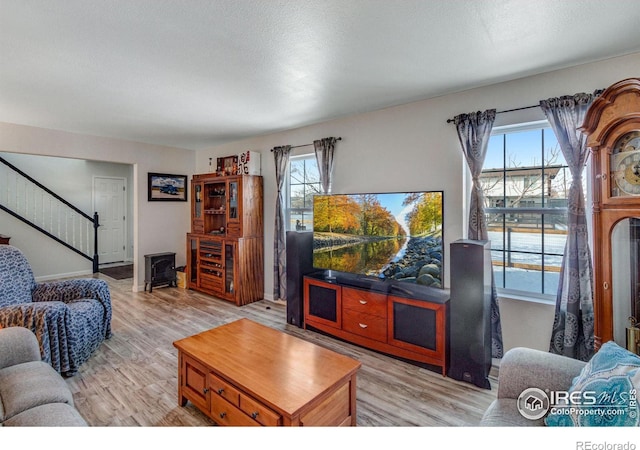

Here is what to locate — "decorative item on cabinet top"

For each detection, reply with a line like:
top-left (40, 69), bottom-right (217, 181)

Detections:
top-left (238, 150), bottom-right (261, 175)
top-left (216, 155), bottom-right (238, 176)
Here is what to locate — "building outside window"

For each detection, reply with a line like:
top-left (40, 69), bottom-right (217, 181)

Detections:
top-left (482, 121), bottom-right (571, 298)
top-left (287, 154), bottom-right (320, 232)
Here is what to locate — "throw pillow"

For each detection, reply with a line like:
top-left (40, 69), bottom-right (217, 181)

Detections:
top-left (544, 341), bottom-right (640, 426)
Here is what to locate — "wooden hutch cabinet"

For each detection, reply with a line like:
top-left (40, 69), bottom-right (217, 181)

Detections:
top-left (581, 78), bottom-right (640, 351)
top-left (186, 173), bottom-right (264, 305)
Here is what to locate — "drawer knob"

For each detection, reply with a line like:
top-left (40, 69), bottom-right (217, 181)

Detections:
top-left (203, 388), bottom-right (209, 394)
top-left (217, 388), bottom-right (225, 395)
top-left (359, 323), bottom-right (368, 329)
top-left (251, 412), bottom-right (259, 419)
top-left (359, 300), bottom-right (367, 305)
top-left (220, 412), bottom-right (227, 419)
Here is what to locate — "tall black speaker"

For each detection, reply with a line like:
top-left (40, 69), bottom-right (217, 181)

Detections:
top-left (286, 231), bottom-right (314, 327)
top-left (448, 239), bottom-right (492, 389)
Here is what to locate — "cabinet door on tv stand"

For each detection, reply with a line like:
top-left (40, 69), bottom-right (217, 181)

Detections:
top-left (388, 295), bottom-right (447, 370)
top-left (303, 278), bottom-right (342, 329)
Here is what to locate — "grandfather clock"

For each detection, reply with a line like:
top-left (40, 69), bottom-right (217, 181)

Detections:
top-left (581, 78), bottom-right (640, 351)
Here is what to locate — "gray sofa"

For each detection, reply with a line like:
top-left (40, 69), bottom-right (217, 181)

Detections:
top-left (0, 326), bottom-right (87, 426)
top-left (481, 346), bottom-right (586, 426)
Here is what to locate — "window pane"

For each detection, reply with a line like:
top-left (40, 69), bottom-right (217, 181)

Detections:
top-left (290, 211), bottom-right (312, 231)
top-left (504, 263), bottom-right (543, 294)
top-left (482, 123), bottom-right (569, 298)
top-left (485, 135), bottom-right (505, 171)
top-left (543, 129), bottom-right (569, 207)
top-left (544, 254), bottom-right (561, 295)
top-left (290, 159), bottom-right (304, 178)
top-left (290, 184), bottom-right (305, 209)
top-left (305, 161), bottom-right (319, 182)
top-left (286, 155), bottom-right (319, 232)
top-left (483, 136), bottom-right (505, 209)
top-left (505, 130), bottom-right (544, 208)
top-left (304, 183), bottom-right (321, 208)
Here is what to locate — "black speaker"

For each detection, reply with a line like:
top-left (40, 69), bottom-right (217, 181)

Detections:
top-left (286, 231), bottom-right (314, 327)
top-left (448, 239), bottom-right (492, 389)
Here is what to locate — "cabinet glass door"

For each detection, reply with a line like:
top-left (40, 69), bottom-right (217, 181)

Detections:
top-left (189, 237), bottom-right (198, 285)
top-left (225, 242), bottom-right (235, 295)
top-left (194, 184), bottom-right (202, 218)
top-left (228, 179), bottom-right (238, 220)
top-left (611, 217), bottom-right (640, 352)
top-left (204, 181), bottom-right (226, 233)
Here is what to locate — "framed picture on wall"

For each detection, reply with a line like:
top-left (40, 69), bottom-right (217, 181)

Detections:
top-left (148, 173), bottom-right (188, 202)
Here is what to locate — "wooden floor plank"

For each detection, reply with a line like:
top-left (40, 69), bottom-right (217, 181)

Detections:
top-left (65, 275), bottom-right (497, 427)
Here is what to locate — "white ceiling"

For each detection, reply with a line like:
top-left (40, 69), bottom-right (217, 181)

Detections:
top-left (2, 0), bottom-right (640, 151)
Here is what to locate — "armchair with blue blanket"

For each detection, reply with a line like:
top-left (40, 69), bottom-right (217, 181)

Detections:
top-left (0, 245), bottom-right (112, 376)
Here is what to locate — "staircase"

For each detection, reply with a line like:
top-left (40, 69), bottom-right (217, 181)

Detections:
top-left (0, 156), bottom-right (99, 272)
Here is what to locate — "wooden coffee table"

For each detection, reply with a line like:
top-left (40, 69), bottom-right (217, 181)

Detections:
top-left (173, 318), bottom-right (361, 426)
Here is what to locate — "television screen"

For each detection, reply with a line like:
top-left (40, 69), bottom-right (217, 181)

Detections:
top-left (312, 191), bottom-right (444, 288)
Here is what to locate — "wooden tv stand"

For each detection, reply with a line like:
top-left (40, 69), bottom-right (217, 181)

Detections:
top-left (304, 271), bottom-right (450, 375)
top-left (173, 319), bottom-right (361, 426)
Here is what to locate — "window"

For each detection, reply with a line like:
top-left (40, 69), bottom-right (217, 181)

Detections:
top-left (482, 121), bottom-right (569, 298)
top-left (287, 154), bottom-right (320, 232)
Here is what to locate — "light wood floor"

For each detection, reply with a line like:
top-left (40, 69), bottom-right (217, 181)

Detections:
top-left (65, 274), bottom-right (498, 427)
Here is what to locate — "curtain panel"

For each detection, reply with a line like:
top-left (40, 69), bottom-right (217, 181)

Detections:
top-left (313, 137), bottom-right (338, 194)
top-left (454, 109), bottom-right (504, 359)
top-left (540, 93), bottom-right (597, 361)
top-left (272, 145), bottom-right (291, 301)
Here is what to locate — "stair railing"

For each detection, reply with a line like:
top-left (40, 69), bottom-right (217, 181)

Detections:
top-left (0, 156), bottom-right (99, 272)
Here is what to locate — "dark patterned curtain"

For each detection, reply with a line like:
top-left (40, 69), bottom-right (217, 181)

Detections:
top-left (540, 93), bottom-right (596, 361)
top-left (454, 109), bottom-right (503, 359)
top-left (314, 137), bottom-right (338, 194)
top-left (273, 145), bottom-right (291, 301)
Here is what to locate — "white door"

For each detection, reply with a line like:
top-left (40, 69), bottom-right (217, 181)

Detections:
top-left (94, 177), bottom-right (126, 264)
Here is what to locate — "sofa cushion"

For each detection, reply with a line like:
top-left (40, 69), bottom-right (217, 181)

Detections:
top-left (3, 402), bottom-right (87, 426)
top-left (545, 341), bottom-right (640, 426)
top-left (0, 360), bottom-right (73, 421)
top-left (481, 399), bottom-right (545, 426)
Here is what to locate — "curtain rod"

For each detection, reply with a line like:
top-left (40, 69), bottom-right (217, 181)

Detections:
top-left (446, 88), bottom-right (604, 124)
top-left (445, 104), bottom-right (538, 123)
top-left (271, 137), bottom-right (342, 151)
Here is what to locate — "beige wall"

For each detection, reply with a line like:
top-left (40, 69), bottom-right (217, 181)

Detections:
top-left (0, 124), bottom-right (195, 290)
top-left (197, 52), bottom-right (640, 352)
top-left (1, 52), bottom-right (639, 350)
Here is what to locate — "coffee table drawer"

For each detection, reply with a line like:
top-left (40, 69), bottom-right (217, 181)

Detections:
top-left (209, 372), bottom-right (240, 405)
top-left (240, 393), bottom-right (282, 426)
top-left (182, 356), bottom-right (209, 412)
top-left (210, 395), bottom-right (260, 426)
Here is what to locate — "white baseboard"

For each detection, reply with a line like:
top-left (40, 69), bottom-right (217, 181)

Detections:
top-left (35, 269), bottom-right (94, 282)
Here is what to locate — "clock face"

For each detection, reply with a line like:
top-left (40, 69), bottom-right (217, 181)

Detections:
top-left (610, 131), bottom-right (640, 197)
top-left (614, 150), bottom-right (640, 195)
top-left (613, 130), bottom-right (640, 153)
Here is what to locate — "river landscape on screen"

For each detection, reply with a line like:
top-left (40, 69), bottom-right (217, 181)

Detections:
top-left (312, 191), bottom-right (444, 287)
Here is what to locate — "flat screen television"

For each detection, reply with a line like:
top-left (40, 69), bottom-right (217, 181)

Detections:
top-left (312, 191), bottom-right (444, 288)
